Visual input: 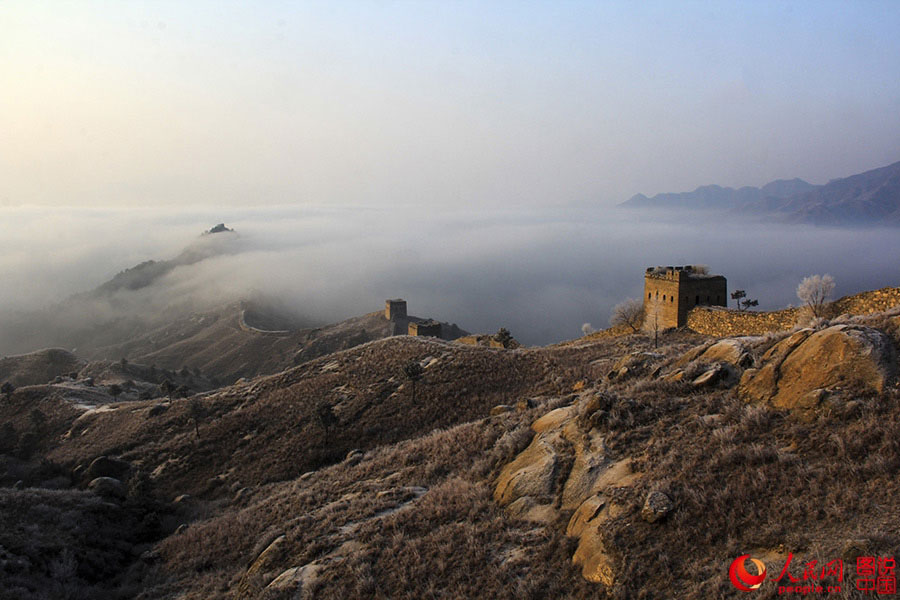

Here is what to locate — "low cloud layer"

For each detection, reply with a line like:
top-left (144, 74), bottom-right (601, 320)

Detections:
top-left (2, 205), bottom-right (899, 353)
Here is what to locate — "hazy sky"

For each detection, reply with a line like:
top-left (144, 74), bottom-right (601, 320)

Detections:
top-left (2, 1), bottom-right (899, 209)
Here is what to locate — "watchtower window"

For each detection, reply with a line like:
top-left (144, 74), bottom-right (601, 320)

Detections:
top-left (662, 294), bottom-right (666, 301)
top-left (670, 296), bottom-right (674, 303)
top-left (648, 292), bottom-right (652, 299)
top-left (695, 295), bottom-right (699, 304)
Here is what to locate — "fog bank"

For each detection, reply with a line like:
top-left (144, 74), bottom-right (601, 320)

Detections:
top-left (1, 205), bottom-right (898, 351)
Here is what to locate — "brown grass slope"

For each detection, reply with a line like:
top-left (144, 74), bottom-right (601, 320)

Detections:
top-left (43, 335), bottom-right (597, 501)
top-left (83, 304), bottom-right (394, 384)
top-left (6, 313), bottom-right (900, 599)
top-left (0, 348), bottom-right (85, 387)
top-left (146, 403), bottom-right (600, 599)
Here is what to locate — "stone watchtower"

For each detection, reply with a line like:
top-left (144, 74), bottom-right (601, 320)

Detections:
top-left (643, 265), bottom-right (727, 330)
top-left (385, 299), bottom-right (407, 321)
top-left (408, 319), bottom-right (442, 338)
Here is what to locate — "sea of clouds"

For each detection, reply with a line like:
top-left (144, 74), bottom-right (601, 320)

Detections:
top-left (1, 204), bottom-right (899, 351)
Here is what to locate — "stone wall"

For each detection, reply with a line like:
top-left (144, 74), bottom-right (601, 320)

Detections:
top-left (686, 286), bottom-right (900, 337)
top-left (686, 306), bottom-right (799, 337)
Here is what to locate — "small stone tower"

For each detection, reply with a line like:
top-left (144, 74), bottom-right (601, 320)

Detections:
top-left (408, 320), bottom-right (442, 338)
top-left (643, 265), bottom-right (727, 330)
top-left (385, 299), bottom-right (407, 321)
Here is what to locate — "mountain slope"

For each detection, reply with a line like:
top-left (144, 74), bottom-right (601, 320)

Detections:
top-left (621, 160), bottom-right (900, 225)
top-left (2, 308), bottom-right (899, 598)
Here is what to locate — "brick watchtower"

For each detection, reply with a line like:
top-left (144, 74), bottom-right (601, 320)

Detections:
top-left (385, 299), bottom-right (407, 321)
top-left (643, 265), bottom-right (727, 330)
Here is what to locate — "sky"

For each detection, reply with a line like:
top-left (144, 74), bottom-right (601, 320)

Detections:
top-left (2, 1), bottom-right (899, 209)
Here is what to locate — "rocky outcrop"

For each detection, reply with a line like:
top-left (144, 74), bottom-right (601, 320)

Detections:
top-left (739, 325), bottom-right (896, 415)
top-left (662, 338), bottom-right (754, 388)
top-left (673, 338), bottom-right (753, 369)
top-left (494, 395), bottom-right (644, 587)
top-left (236, 534), bottom-right (287, 599)
top-left (607, 352), bottom-right (663, 381)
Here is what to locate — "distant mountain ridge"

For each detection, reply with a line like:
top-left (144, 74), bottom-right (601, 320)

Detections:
top-left (621, 160), bottom-right (900, 225)
top-left (91, 223), bottom-right (239, 296)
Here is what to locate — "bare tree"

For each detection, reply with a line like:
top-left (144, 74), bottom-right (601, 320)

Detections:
top-left (581, 323), bottom-right (595, 336)
top-left (315, 400), bottom-right (338, 433)
top-left (797, 274), bottom-right (835, 318)
top-left (402, 361), bottom-right (425, 403)
top-left (188, 398), bottom-right (206, 439)
top-left (643, 295), bottom-right (664, 348)
top-left (610, 298), bottom-right (644, 333)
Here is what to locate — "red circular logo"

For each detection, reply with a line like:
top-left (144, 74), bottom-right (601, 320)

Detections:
top-left (729, 555), bottom-right (767, 592)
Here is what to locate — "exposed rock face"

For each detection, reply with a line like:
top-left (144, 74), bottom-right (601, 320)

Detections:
top-left (236, 534), bottom-right (286, 599)
top-left (739, 325), bottom-right (896, 414)
top-left (494, 395), bottom-right (644, 587)
top-left (493, 435), bottom-right (561, 506)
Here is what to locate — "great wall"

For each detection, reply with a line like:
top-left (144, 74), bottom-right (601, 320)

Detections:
top-left (685, 286), bottom-right (900, 337)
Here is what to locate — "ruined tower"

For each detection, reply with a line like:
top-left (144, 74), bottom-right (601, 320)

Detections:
top-left (408, 319), bottom-right (442, 338)
top-left (385, 299), bottom-right (407, 321)
top-left (643, 265), bottom-right (727, 330)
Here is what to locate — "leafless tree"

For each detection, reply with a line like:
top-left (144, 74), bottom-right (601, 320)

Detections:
top-left (610, 298), bottom-right (644, 333)
top-left (581, 323), bottom-right (595, 336)
top-left (797, 274), bottom-right (835, 318)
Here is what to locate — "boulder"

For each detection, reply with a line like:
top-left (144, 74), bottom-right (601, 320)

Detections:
top-left (691, 366), bottom-right (724, 388)
top-left (266, 562), bottom-right (322, 593)
top-left (641, 491), bottom-right (674, 523)
top-left (607, 352), bottom-right (663, 381)
top-left (88, 477), bottom-right (126, 499)
top-left (675, 339), bottom-right (752, 369)
top-left (739, 325), bottom-right (896, 413)
top-left (490, 404), bottom-right (513, 416)
top-left (85, 456), bottom-right (131, 482)
top-left (516, 398), bottom-right (535, 411)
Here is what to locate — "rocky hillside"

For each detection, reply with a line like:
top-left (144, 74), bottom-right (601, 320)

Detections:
top-left (0, 307), bottom-right (898, 598)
